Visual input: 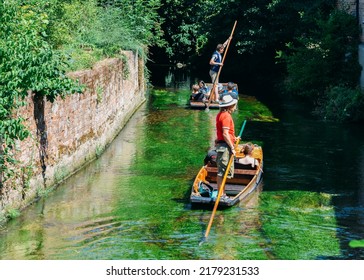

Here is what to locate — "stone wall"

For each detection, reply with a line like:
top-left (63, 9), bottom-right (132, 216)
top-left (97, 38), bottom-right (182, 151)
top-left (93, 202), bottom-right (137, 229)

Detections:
top-left (0, 51), bottom-right (146, 221)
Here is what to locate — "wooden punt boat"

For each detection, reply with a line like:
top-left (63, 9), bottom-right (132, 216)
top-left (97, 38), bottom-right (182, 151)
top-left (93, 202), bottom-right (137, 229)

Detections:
top-left (190, 143), bottom-right (263, 208)
top-left (189, 82), bottom-right (238, 109)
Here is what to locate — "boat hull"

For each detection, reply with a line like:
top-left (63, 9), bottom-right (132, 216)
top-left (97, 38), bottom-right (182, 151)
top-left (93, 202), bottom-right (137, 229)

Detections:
top-left (189, 100), bottom-right (220, 109)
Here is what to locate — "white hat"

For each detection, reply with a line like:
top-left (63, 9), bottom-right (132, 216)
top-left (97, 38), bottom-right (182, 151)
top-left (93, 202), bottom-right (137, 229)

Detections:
top-left (219, 95), bottom-right (238, 107)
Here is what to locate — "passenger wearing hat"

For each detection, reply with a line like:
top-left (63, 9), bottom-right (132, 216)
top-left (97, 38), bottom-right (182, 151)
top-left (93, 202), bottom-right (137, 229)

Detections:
top-left (215, 95), bottom-right (238, 198)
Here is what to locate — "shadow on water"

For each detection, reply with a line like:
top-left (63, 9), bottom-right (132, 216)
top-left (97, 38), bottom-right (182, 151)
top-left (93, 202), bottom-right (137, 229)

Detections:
top-left (248, 86), bottom-right (364, 259)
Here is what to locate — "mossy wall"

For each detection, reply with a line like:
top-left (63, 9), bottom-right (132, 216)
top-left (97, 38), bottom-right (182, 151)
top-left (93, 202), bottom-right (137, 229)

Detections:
top-left (0, 51), bottom-right (146, 221)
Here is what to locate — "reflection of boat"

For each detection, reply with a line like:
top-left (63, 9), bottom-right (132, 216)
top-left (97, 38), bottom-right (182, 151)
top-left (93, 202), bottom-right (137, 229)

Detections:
top-left (189, 82), bottom-right (238, 109)
top-left (190, 143), bottom-right (263, 208)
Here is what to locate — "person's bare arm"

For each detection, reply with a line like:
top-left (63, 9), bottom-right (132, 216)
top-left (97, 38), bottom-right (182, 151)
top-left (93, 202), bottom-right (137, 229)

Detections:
top-left (209, 56), bottom-right (222, 66)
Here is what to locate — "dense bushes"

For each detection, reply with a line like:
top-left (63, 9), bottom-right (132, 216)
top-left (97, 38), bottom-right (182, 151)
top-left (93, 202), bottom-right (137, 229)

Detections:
top-left (315, 86), bottom-right (364, 122)
top-left (62, 0), bottom-right (165, 70)
top-left (279, 9), bottom-right (363, 122)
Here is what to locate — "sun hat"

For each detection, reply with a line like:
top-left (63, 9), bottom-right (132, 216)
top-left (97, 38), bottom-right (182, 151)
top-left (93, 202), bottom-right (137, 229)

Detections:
top-left (219, 95), bottom-right (238, 107)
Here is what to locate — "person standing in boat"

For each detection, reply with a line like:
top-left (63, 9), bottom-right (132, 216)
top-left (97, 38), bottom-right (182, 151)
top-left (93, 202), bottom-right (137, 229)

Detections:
top-left (215, 95), bottom-right (238, 198)
top-left (209, 37), bottom-right (231, 102)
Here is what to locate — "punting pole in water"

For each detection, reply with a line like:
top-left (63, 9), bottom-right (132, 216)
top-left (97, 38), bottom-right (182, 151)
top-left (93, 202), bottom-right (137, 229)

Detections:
top-left (200, 120), bottom-right (247, 245)
top-left (205, 20), bottom-right (237, 112)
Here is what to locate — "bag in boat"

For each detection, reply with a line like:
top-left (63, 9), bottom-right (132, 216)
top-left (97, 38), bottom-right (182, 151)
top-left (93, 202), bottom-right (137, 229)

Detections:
top-left (198, 181), bottom-right (213, 197)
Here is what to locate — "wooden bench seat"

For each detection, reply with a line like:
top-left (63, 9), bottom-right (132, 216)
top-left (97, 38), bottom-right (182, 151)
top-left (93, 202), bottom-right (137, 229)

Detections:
top-left (205, 166), bottom-right (257, 176)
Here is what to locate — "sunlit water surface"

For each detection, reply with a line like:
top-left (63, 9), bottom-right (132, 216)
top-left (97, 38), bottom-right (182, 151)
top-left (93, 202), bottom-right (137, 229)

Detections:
top-left (0, 87), bottom-right (363, 260)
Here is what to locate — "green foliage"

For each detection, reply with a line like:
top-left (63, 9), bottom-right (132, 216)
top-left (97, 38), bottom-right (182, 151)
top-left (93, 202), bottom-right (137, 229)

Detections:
top-left (57, 0), bottom-right (165, 70)
top-left (0, 1), bottom-right (82, 101)
top-left (6, 208), bottom-right (21, 220)
top-left (156, 0), bottom-right (212, 60)
top-left (349, 239), bottom-right (364, 248)
top-left (51, 0), bottom-right (100, 48)
top-left (238, 0), bottom-right (335, 53)
top-left (96, 86), bottom-right (103, 104)
top-left (315, 86), bottom-right (364, 122)
top-left (279, 8), bottom-right (363, 121)
top-left (156, 0), bottom-right (336, 61)
top-left (64, 46), bottom-right (104, 71)
top-left (119, 54), bottom-right (130, 79)
top-left (283, 10), bottom-right (360, 94)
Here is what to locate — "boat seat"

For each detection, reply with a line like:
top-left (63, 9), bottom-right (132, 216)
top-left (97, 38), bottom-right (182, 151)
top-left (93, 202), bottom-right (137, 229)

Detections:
top-left (205, 166), bottom-right (257, 176)
top-left (206, 160), bottom-right (257, 169)
top-left (234, 161), bottom-right (256, 170)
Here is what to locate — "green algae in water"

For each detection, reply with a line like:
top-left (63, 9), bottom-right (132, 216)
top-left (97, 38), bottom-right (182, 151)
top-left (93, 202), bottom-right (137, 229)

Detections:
top-left (111, 88), bottom-right (339, 259)
top-left (59, 88), bottom-right (341, 260)
top-left (349, 239), bottom-right (364, 248)
top-left (108, 88), bottom-right (274, 259)
top-left (0, 86), bottom-right (355, 260)
top-left (236, 95), bottom-right (279, 122)
top-left (149, 89), bottom-right (191, 110)
top-left (259, 191), bottom-right (341, 259)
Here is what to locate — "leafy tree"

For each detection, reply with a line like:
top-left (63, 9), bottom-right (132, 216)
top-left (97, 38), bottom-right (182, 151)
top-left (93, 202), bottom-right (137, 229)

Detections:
top-left (154, 0), bottom-right (335, 60)
top-left (280, 9), bottom-right (362, 119)
top-left (153, 0), bottom-right (214, 62)
top-left (285, 9), bottom-right (360, 93)
top-left (58, 0), bottom-right (166, 70)
top-left (84, 0), bottom-right (165, 55)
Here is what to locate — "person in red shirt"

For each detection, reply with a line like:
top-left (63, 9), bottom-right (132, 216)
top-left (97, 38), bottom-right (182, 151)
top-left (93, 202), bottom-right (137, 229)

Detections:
top-left (215, 95), bottom-right (238, 198)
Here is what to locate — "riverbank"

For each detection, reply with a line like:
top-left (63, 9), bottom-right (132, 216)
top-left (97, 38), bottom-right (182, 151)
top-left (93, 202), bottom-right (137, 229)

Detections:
top-left (0, 51), bottom-right (146, 224)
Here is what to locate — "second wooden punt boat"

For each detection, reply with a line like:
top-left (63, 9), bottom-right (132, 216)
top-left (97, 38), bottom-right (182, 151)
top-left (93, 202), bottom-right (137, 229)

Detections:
top-left (190, 143), bottom-right (263, 208)
top-left (189, 82), bottom-right (238, 109)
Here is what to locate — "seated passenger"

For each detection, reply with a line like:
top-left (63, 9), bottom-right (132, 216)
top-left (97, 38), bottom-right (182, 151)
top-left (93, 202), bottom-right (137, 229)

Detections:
top-left (198, 80), bottom-right (210, 102)
top-left (204, 148), bottom-right (217, 166)
top-left (220, 82), bottom-right (238, 100)
top-left (191, 84), bottom-right (204, 101)
top-left (238, 143), bottom-right (258, 168)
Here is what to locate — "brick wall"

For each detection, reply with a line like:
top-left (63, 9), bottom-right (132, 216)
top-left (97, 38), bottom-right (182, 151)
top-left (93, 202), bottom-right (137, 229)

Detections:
top-left (0, 51), bottom-right (146, 219)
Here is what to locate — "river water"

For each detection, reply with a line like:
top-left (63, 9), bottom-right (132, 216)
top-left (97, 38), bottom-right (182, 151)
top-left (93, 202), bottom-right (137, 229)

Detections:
top-left (0, 71), bottom-right (363, 260)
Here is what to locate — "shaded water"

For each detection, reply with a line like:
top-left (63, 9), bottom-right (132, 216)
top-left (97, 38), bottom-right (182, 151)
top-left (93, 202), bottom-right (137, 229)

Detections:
top-left (0, 83), bottom-right (363, 259)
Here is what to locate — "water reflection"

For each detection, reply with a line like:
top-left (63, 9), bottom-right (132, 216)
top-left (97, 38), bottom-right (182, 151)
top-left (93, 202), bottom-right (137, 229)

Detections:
top-left (0, 105), bottom-right (145, 259)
